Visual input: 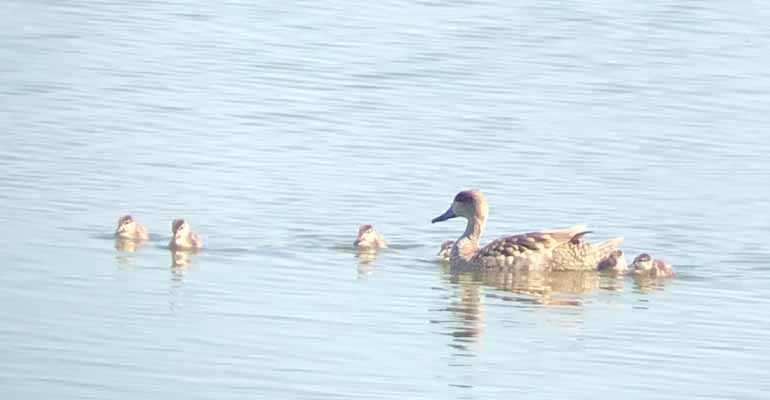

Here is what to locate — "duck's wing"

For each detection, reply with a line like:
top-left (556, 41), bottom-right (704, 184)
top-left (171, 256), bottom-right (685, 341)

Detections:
top-left (190, 232), bottom-right (204, 248)
top-left (477, 224), bottom-right (588, 258)
top-left (136, 224), bottom-right (149, 241)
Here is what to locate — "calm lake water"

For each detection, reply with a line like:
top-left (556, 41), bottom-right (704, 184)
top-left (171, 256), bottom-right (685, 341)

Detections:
top-left (2, 1), bottom-right (770, 399)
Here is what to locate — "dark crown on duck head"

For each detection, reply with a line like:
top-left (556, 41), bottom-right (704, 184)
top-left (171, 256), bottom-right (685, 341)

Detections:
top-left (119, 215), bottom-right (134, 224)
top-left (172, 219), bottom-right (186, 233)
top-left (636, 253), bottom-right (652, 262)
top-left (454, 190), bottom-right (477, 203)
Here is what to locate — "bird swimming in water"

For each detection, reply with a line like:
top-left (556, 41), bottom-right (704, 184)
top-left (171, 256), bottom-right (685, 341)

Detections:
top-left (630, 253), bottom-right (674, 278)
top-left (354, 224), bottom-right (387, 249)
top-left (596, 250), bottom-right (628, 274)
top-left (169, 219), bottom-right (203, 250)
top-left (115, 215), bottom-right (149, 241)
top-left (438, 240), bottom-right (454, 260)
top-left (431, 189), bottom-right (623, 271)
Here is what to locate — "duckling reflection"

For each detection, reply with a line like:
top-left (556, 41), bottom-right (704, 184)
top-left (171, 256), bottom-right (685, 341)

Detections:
top-left (114, 237), bottom-right (143, 253)
top-left (355, 249), bottom-right (379, 266)
top-left (171, 248), bottom-right (199, 268)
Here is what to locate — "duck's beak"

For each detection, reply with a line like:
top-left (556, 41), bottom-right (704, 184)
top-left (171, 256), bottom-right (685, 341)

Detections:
top-left (431, 207), bottom-right (456, 223)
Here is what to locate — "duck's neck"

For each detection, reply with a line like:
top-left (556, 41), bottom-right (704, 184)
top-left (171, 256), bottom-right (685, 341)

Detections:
top-left (453, 215), bottom-right (487, 260)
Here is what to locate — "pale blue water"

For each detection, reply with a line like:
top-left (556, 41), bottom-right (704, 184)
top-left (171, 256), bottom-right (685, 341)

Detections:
top-left (2, 1), bottom-right (770, 399)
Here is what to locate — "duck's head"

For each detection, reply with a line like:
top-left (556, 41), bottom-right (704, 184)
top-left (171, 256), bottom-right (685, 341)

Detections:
top-left (171, 219), bottom-right (190, 239)
top-left (598, 250), bottom-right (627, 273)
top-left (116, 215), bottom-right (137, 236)
top-left (431, 190), bottom-right (489, 224)
top-left (354, 224), bottom-right (382, 248)
top-left (631, 253), bottom-right (654, 272)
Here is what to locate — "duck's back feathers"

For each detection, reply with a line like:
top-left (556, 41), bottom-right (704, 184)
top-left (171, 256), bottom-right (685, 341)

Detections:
top-left (472, 225), bottom-right (591, 270)
top-left (550, 235), bottom-right (624, 271)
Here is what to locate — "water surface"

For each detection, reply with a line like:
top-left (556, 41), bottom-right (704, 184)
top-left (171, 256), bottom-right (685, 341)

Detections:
top-left (2, 1), bottom-right (770, 399)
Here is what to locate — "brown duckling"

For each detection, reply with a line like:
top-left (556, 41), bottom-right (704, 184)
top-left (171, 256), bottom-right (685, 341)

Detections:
top-left (169, 219), bottom-right (203, 250)
top-left (115, 215), bottom-right (149, 241)
top-left (354, 224), bottom-right (388, 249)
top-left (597, 250), bottom-right (627, 274)
top-left (438, 240), bottom-right (454, 260)
top-left (630, 253), bottom-right (674, 278)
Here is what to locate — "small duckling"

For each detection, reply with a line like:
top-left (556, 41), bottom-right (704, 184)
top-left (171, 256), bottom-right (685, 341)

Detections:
top-left (115, 215), bottom-right (149, 241)
top-left (597, 250), bottom-right (627, 274)
top-left (630, 253), bottom-right (674, 278)
top-left (438, 240), bottom-right (454, 260)
top-left (354, 224), bottom-right (387, 249)
top-left (169, 219), bottom-right (203, 250)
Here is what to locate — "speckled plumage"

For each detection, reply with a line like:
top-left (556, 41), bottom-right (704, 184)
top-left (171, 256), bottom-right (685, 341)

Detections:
top-left (432, 190), bottom-right (623, 271)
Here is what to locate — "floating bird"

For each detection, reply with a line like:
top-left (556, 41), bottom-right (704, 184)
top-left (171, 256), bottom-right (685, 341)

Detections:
top-left (354, 224), bottom-right (387, 249)
top-left (169, 219), bottom-right (203, 250)
top-left (597, 250), bottom-right (627, 274)
top-left (115, 215), bottom-right (149, 241)
top-left (431, 190), bottom-right (622, 271)
top-left (630, 253), bottom-right (674, 278)
top-left (438, 240), bottom-right (454, 260)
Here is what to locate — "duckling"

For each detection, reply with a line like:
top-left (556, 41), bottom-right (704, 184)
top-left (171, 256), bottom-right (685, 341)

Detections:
top-left (597, 250), bottom-right (627, 274)
top-left (354, 224), bottom-right (387, 249)
top-left (630, 253), bottom-right (674, 278)
top-left (115, 215), bottom-right (149, 241)
top-left (169, 219), bottom-right (203, 250)
top-left (438, 240), bottom-right (454, 260)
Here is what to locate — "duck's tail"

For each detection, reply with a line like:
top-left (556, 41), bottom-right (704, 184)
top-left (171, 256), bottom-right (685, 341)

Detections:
top-left (596, 237), bottom-right (624, 259)
top-left (540, 224), bottom-right (589, 248)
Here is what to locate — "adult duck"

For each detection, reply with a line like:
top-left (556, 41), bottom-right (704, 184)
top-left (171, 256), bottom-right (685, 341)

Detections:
top-left (431, 190), bottom-right (623, 271)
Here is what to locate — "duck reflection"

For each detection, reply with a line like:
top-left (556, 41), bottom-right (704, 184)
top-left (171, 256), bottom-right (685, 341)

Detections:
top-left (436, 265), bottom-right (610, 347)
top-left (464, 266), bottom-right (601, 305)
top-left (444, 271), bottom-right (485, 348)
